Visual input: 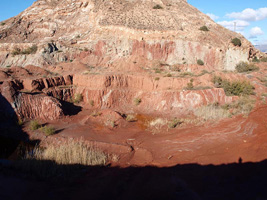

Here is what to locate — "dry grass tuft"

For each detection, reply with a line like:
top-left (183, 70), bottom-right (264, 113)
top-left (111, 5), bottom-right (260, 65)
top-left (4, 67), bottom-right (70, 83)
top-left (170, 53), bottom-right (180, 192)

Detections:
top-left (26, 140), bottom-right (107, 166)
top-left (194, 104), bottom-right (231, 121)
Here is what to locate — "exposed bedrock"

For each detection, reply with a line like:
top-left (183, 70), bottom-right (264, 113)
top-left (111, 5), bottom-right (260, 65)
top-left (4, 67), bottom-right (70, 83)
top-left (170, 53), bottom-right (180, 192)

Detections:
top-left (70, 74), bottom-right (237, 116)
top-left (0, 80), bottom-right (63, 120)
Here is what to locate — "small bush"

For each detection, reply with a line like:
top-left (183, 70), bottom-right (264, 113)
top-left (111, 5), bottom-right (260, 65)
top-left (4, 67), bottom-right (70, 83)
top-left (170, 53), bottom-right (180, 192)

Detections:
top-left (165, 73), bottom-right (172, 77)
top-left (199, 26), bottom-right (209, 31)
top-left (12, 45), bottom-right (38, 56)
top-left (179, 72), bottom-right (194, 77)
top-left (260, 57), bottom-right (267, 62)
top-left (154, 68), bottom-right (161, 73)
top-left (185, 78), bottom-right (194, 90)
top-left (126, 114), bottom-right (137, 122)
top-left (235, 62), bottom-right (259, 73)
top-left (168, 118), bottom-right (183, 128)
top-left (231, 38), bottom-right (242, 47)
top-left (1, 22), bottom-right (5, 26)
top-left (155, 77), bottom-right (160, 81)
top-left (40, 126), bottom-right (56, 136)
top-left (197, 59), bottom-right (204, 66)
top-left (153, 4), bottom-right (163, 9)
top-left (222, 96), bottom-right (256, 115)
top-left (89, 100), bottom-right (94, 107)
top-left (252, 57), bottom-right (260, 63)
top-left (134, 98), bottom-right (141, 106)
top-left (73, 93), bottom-right (83, 103)
top-left (91, 111), bottom-right (102, 117)
top-left (29, 120), bottom-right (41, 131)
top-left (212, 76), bottom-right (255, 96)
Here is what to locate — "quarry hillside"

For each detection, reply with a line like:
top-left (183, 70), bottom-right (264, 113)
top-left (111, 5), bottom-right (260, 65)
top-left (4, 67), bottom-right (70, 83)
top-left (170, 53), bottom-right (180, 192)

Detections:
top-left (0, 0), bottom-right (262, 70)
top-left (1, 2), bottom-right (267, 199)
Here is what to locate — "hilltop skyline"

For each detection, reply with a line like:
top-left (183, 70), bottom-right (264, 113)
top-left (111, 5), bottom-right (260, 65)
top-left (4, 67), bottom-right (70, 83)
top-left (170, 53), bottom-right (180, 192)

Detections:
top-left (0, 0), bottom-right (266, 47)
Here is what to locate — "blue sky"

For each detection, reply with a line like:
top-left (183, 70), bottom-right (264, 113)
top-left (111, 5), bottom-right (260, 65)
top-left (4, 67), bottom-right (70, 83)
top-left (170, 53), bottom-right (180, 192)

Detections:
top-left (188, 0), bottom-right (267, 46)
top-left (0, 0), bottom-right (266, 45)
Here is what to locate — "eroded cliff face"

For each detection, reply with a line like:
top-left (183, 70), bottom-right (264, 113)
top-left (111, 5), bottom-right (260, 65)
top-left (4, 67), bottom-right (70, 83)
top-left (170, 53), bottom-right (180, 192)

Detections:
top-left (0, 0), bottom-right (260, 70)
top-left (0, 80), bottom-right (63, 120)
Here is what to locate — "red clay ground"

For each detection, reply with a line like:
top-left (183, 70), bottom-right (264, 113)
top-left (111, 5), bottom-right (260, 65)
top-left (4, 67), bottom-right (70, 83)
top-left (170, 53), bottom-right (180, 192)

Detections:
top-left (24, 102), bottom-right (267, 167)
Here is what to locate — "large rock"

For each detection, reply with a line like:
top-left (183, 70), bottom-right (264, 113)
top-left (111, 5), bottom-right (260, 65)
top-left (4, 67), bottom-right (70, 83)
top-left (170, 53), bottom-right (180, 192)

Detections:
top-left (0, 81), bottom-right (63, 120)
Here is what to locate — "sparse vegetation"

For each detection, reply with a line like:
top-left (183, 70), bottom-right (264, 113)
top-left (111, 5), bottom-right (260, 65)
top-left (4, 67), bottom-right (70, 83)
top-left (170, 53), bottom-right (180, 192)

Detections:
top-left (179, 72), bottom-right (194, 77)
top-left (185, 78), bottom-right (194, 90)
top-left (29, 120), bottom-right (41, 131)
top-left (165, 73), bottom-right (172, 77)
top-left (73, 93), bottom-right (83, 103)
top-left (105, 120), bottom-right (116, 128)
top-left (40, 125), bottom-right (56, 136)
top-left (199, 26), bottom-right (209, 31)
top-left (194, 103), bottom-right (231, 121)
top-left (197, 59), bottom-right (204, 66)
top-left (149, 118), bottom-right (167, 130)
top-left (6, 65), bottom-right (11, 68)
top-left (155, 77), bottom-right (160, 81)
top-left (222, 96), bottom-right (256, 115)
top-left (134, 98), bottom-right (142, 106)
top-left (91, 111), bottom-right (102, 117)
top-left (1, 22), bottom-right (5, 26)
top-left (89, 100), bottom-right (95, 107)
top-left (168, 118), bottom-right (183, 128)
top-left (260, 57), bottom-right (267, 62)
top-left (153, 4), bottom-right (163, 9)
top-left (126, 114), bottom-right (137, 122)
top-left (212, 76), bottom-right (255, 96)
top-left (154, 68), bottom-right (161, 73)
top-left (231, 38), bottom-right (242, 47)
top-left (252, 57), bottom-right (260, 63)
top-left (235, 62), bottom-right (259, 73)
top-left (12, 45), bottom-right (38, 56)
top-left (12, 140), bottom-right (108, 179)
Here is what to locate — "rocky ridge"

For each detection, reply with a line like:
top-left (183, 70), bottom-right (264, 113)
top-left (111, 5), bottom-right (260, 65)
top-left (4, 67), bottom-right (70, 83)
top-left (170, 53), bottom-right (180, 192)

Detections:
top-left (0, 0), bottom-right (262, 70)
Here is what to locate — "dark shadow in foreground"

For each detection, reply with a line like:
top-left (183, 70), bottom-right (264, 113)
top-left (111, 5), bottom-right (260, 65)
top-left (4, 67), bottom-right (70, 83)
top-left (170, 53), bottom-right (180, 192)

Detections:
top-left (0, 93), bottom-right (38, 159)
top-left (61, 100), bottom-right (82, 116)
top-left (1, 158), bottom-right (267, 200)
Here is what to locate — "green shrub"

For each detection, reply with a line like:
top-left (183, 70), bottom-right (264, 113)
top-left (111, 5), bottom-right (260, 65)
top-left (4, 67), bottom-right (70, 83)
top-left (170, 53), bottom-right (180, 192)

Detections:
top-left (199, 26), bottom-right (209, 31)
top-left (89, 100), bottom-right (94, 107)
top-left (40, 126), bottom-right (56, 136)
top-left (154, 68), bottom-right (161, 73)
top-left (155, 77), bottom-right (160, 81)
top-left (1, 22), bottom-right (5, 26)
top-left (235, 62), bottom-right (259, 73)
top-left (12, 45), bottom-right (38, 56)
top-left (222, 96), bottom-right (256, 115)
top-left (153, 4), bottom-right (163, 9)
top-left (168, 118), bottom-right (183, 128)
top-left (197, 59), bottom-right (204, 66)
top-left (185, 78), bottom-right (194, 90)
top-left (231, 38), bottom-right (241, 47)
top-left (165, 73), bottom-right (172, 77)
top-left (134, 98), bottom-right (141, 106)
top-left (212, 76), bottom-right (255, 96)
top-left (73, 94), bottom-right (83, 103)
top-left (29, 120), bottom-right (41, 131)
top-left (179, 72), bottom-right (194, 77)
top-left (260, 57), bottom-right (267, 62)
top-left (252, 57), bottom-right (260, 63)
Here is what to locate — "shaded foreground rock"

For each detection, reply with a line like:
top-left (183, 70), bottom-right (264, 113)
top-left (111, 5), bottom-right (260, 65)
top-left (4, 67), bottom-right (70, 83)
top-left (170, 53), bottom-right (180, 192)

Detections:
top-left (0, 80), bottom-right (63, 120)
